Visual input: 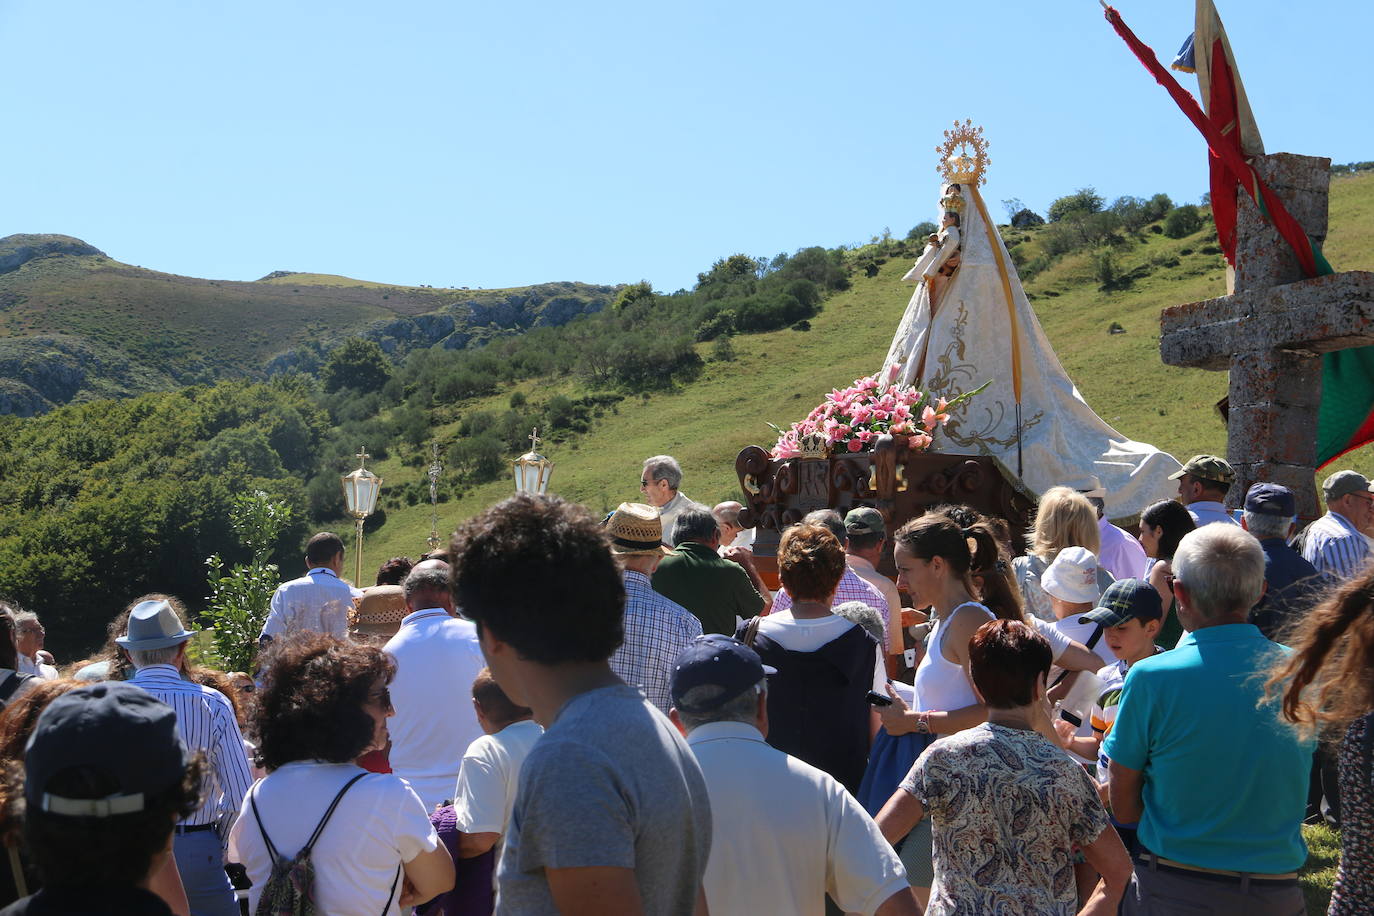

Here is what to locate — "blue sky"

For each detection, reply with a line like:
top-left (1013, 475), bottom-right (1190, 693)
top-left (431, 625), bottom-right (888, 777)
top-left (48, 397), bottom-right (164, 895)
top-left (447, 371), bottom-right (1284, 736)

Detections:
top-left (4, 1), bottom-right (1370, 293)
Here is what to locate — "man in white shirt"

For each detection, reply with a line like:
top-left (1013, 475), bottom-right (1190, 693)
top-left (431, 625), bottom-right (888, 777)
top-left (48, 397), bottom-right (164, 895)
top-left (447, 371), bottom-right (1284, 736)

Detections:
top-left (1301, 470), bottom-right (1374, 583)
top-left (384, 559), bottom-right (486, 809)
top-left (13, 611), bottom-right (57, 679)
top-left (259, 532), bottom-right (361, 641)
top-left (1070, 475), bottom-right (1148, 581)
top-left (1169, 455), bottom-right (1239, 528)
top-left (451, 668), bottom-right (542, 868)
top-left (641, 454), bottom-right (701, 546)
top-left (669, 635), bottom-right (918, 916)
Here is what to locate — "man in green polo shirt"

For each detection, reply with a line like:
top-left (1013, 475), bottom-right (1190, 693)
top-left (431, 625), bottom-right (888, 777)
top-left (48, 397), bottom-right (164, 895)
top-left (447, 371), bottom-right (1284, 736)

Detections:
top-left (1104, 524), bottom-right (1314, 914)
top-left (653, 505), bottom-right (765, 635)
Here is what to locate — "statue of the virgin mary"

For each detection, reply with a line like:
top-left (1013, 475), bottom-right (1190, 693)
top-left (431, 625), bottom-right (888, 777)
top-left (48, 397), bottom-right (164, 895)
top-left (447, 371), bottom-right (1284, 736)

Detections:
top-left (880, 122), bottom-right (1180, 519)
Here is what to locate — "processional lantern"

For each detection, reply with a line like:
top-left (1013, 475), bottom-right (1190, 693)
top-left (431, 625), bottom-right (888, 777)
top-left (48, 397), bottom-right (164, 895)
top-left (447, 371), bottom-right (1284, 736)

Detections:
top-left (340, 447), bottom-right (383, 584)
top-left (513, 428), bottom-right (554, 496)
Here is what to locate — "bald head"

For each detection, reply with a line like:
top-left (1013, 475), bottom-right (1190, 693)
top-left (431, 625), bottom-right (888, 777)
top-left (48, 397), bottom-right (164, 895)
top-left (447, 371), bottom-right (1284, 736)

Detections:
top-left (403, 559), bottom-right (455, 613)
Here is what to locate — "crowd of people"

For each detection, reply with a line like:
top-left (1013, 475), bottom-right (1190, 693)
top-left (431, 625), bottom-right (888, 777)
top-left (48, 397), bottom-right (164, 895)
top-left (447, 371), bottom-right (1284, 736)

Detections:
top-left (0, 450), bottom-right (1369, 915)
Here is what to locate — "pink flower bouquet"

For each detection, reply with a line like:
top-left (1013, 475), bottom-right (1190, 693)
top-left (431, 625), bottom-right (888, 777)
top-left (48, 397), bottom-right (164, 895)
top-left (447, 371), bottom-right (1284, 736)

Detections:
top-left (769, 376), bottom-right (987, 459)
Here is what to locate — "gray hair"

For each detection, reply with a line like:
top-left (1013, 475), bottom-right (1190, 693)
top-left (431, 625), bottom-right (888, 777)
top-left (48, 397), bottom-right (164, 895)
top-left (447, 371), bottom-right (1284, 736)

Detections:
top-left (1172, 525), bottom-right (1265, 621)
top-left (713, 501), bottom-right (743, 527)
top-left (643, 455), bottom-right (682, 491)
top-left (128, 645), bottom-right (184, 668)
top-left (676, 681), bottom-right (765, 732)
top-left (834, 601), bottom-right (885, 644)
top-left (11, 611), bottom-right (39, 629)
top-left (802, 509), bottom-right (848, 546)
top-left (1241, 510), bottom-right (1291, 541)
top-left (671, 506), bottom-right (720, 548)
top-left (403, 564), bottom-right (450, 601)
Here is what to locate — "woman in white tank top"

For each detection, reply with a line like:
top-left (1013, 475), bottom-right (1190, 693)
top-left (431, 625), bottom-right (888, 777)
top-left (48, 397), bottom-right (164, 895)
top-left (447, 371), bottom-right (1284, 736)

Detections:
top-left (857, 513), bottom-right (1004, 906)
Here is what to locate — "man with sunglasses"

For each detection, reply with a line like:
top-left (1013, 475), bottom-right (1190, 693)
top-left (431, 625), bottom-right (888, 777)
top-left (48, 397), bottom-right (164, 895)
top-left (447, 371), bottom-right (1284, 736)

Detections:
top-left (1301, 470), bottom-right (1374, 584)
top-left (641, 455), bottom-right (700, 547)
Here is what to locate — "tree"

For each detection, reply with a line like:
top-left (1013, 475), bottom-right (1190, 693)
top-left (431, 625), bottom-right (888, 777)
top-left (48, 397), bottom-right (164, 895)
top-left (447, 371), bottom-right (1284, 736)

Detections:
top-left (612, 281), bottom-right (654, 311)
top-left (1047, 188), bottom-right (1105, 222)
top-left (321, 338), bottom-right (392, 393)
top-left (1010, 209), bottom-right (1045, 228)
top-left (1001, 198), bottom-right (1026, 222)
top-left (1163, 204), bottom-right (1203, 239)
top-left (202, 491), bottom-right (293, 671)
top-left (907, 221), bottom-right (938, 240)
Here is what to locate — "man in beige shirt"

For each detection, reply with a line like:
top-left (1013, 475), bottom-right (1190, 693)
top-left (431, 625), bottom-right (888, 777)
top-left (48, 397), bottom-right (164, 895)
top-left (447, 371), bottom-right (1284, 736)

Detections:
top-left (843, 508), bottom-right (904, 668)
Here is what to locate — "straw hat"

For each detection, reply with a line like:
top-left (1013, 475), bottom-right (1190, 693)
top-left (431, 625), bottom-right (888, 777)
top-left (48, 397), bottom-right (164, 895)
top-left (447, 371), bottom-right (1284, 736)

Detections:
top-left (606, 503), bottom-right (670, 556)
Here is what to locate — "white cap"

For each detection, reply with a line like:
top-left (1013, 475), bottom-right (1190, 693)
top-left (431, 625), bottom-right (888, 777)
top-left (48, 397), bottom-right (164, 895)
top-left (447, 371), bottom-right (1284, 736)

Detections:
top-left (1041, 546), bottom-right (1100, 604)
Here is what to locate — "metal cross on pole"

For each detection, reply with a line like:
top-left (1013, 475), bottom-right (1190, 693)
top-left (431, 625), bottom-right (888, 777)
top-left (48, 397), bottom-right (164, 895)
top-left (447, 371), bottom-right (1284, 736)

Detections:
top-left (427, 442), bottom-right (443, 552)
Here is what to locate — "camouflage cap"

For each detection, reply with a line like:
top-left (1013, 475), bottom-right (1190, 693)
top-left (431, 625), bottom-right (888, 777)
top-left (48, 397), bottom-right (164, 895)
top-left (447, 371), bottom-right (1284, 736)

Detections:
top-left (844, 507), bottom-right (886, 537)
top-left (1168, 454), bottom-right (1235, 486)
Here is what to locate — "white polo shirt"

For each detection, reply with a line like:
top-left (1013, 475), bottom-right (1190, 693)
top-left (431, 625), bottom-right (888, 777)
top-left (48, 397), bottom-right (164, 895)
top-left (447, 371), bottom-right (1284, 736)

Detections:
top-left (383, 608), bottom-right (486, 809)
top-left (686, 721), bottom-right (908, 915)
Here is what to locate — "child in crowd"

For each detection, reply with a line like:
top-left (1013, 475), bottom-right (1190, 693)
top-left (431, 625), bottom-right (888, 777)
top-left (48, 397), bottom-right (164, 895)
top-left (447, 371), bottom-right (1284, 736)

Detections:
top-left (1041, 547), bottom-right (1115, 766)
top-left (423, 668), bottom-right (543, 916)
top-left (1055, 579), bottom-right (1164, 854)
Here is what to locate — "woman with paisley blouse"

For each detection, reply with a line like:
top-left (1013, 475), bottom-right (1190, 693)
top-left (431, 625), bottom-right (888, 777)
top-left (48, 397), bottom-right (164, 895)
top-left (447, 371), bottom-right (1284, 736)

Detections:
top-left (874, 619), bottom-right (1131, 916)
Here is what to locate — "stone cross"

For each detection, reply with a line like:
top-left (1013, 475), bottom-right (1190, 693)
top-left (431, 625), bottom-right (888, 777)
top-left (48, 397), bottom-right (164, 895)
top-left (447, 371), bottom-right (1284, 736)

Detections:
top-left (1159, 153), bottom-right (1374, 519)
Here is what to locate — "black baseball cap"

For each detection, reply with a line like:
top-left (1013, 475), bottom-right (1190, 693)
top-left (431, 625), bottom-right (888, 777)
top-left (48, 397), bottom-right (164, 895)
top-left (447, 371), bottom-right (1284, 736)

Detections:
top-left (1079, 579), bottom-right (1163, 629)
top-left (670, 635), bottom-right (776, 714)
top-left (25, 682), bottom-right (188, 818)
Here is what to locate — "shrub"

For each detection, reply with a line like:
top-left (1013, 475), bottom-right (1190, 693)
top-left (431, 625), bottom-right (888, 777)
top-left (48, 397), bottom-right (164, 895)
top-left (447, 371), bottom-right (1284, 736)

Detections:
top-left (1048, 188), bottom-right (1104, 222)
top-left (203, 491), bottom-right (293, 671)
top-left (1095, 250), bottom-right (1118, 290)
top-left (1164, 205), bottom-right (1203, 238)
top-left (509, 391), bottom-right (527, 408)
top-left (1010, 208), bottom-right (1044, 228)
top-left (711, 335), bottom-right (737, 362)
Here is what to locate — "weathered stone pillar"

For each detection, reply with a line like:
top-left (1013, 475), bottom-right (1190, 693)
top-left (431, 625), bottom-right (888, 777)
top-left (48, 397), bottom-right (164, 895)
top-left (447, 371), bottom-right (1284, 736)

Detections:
top-left (1225, 153), bottom-right (1330, 518)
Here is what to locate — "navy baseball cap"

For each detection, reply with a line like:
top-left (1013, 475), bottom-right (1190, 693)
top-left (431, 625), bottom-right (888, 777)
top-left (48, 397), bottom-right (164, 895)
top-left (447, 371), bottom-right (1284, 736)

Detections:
top-left (1079, 579), bottom-right (1163, 629)
top-left (670, 635), bottom-right (776, 714)
top-left (1244, 483), bottom-right (1296, 518)
top-left (25, 682), bottom-right (188, 818)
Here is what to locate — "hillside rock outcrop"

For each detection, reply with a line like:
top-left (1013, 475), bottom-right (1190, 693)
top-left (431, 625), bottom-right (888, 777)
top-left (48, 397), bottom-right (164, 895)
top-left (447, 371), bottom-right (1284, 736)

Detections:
top-left (0, 235), bottom-right (105, 275)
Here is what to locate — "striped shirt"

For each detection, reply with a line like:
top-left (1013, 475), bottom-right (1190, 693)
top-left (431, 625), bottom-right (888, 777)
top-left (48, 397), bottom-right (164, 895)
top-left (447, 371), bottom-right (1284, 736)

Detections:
top-left (610, 570), bottom-right (703, 714)
top-left (1301, 511), bottom-right (1371, 583)
top-left (260, 567), bottom-right (362, 640)
top-left (770, 567), bottom-right (890, 643)
top-left (129, 664), bottom-right (254, 836)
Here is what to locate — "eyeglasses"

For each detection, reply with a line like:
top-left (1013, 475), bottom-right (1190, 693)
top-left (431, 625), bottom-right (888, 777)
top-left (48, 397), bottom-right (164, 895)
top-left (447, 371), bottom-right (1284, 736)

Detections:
top-left (1166, 574), bottom-right (1181, 593)
top-left (639, 478), bottom-right (652, 488)
top-left (367, 687), bottom-right (392, 711)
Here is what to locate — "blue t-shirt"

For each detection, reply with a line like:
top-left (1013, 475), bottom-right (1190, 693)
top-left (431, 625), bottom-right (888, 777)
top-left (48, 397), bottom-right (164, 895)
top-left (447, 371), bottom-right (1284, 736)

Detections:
top-left (1102, 623), bottom-right (1314, 873)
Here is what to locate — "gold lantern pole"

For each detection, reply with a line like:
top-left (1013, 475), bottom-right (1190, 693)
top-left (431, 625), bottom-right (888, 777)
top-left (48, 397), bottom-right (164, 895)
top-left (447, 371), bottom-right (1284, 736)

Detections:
top-left (340, 447), bottom-right (383, 585)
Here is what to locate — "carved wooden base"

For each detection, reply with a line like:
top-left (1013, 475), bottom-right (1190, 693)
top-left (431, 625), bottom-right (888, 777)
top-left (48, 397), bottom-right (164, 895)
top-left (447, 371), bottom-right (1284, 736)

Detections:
top-left (736, 436), bottom-right (1033, 585)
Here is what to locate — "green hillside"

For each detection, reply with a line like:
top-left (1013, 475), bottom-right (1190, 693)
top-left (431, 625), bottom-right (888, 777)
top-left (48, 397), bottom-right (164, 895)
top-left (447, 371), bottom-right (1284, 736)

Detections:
top-left (0, 236), bottom-right (616, 413)
top-left (353, 171), bottom-right (1374, 573)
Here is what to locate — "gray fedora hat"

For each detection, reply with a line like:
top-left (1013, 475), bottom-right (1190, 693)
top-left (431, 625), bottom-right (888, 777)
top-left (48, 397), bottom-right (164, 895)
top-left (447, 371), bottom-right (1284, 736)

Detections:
top-left (115, 600), bottom-right (194, 651)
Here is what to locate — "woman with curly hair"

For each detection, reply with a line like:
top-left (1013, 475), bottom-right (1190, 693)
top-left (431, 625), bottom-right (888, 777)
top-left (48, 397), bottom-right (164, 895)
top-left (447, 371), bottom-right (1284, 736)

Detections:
top-left (1270, 568), bottom-right (1374, 915)
top-left (228, 634), bottom-right (454, 915)
top-left (739, 523), bottom-right (883, 796)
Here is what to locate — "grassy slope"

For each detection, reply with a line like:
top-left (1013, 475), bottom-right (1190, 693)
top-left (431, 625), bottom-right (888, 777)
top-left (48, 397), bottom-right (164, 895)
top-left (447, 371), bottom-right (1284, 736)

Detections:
top-left (355, 172), bottom-right (1374, 571)
top-left (0, 254), bottom-right (446, 375)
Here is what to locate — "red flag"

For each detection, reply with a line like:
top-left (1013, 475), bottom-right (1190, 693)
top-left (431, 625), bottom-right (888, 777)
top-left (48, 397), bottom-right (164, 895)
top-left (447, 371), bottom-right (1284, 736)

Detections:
top-left (1102, 4), bottom-right (1319, 278)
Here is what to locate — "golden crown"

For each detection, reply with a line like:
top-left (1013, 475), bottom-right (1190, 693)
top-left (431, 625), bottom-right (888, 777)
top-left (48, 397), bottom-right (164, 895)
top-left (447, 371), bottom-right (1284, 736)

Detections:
top-left (940, 186), bottom-right (965, 214)
top-left (936, 119), bottom-right (990, 187)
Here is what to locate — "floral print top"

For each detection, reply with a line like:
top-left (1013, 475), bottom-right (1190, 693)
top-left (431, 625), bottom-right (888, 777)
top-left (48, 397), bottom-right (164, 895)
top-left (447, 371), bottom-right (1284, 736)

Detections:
top-left (1331, 712), bottom-right (1374, 915)
top-left (901, 722), bottom-right (1109, 915)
